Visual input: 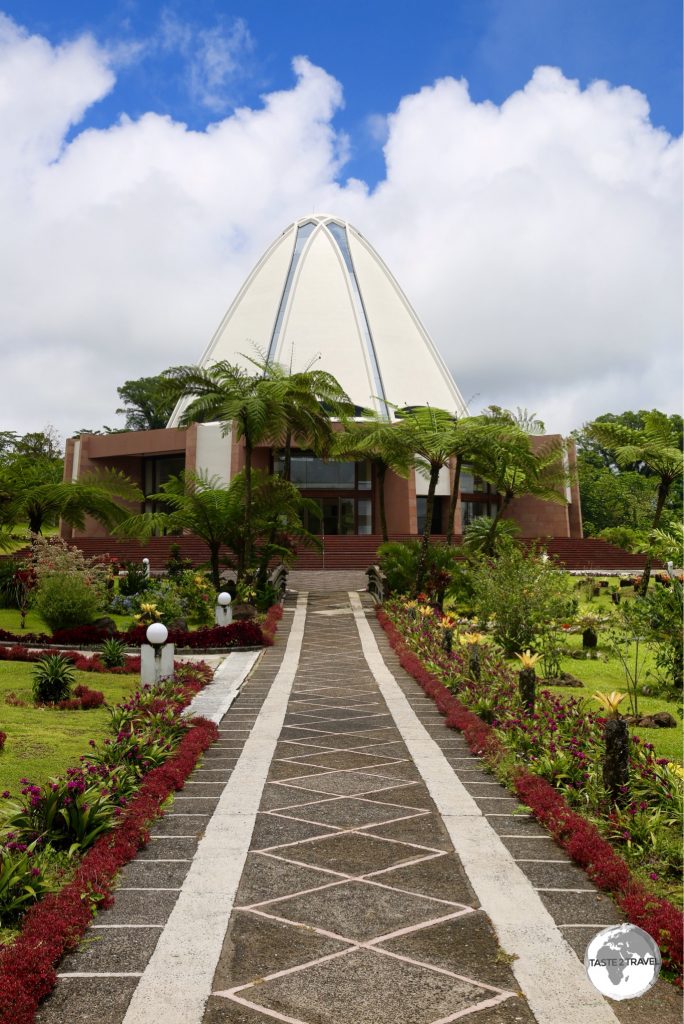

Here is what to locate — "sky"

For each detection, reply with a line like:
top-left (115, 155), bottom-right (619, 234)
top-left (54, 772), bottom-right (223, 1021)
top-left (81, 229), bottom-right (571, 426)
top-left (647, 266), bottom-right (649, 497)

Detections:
top-left (0, 0), bottom-right (681, 442)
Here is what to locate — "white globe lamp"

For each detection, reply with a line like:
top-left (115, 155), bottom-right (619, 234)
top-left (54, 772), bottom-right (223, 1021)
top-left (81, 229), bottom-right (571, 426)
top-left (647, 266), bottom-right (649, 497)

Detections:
top-left (146, 622), bottom-right (168, 648)
top-left (218, 592), bottom-right (232, 607)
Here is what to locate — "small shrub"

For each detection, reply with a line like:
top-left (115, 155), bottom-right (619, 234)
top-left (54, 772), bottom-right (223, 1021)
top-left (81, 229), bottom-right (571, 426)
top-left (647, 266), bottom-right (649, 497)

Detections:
top-left (34, 573), bottom-right (103, 632)
top-left (31, 655), bottom-right (76, 704)
top-left (165, 544), bottom-right (192, 577)
top-left (469, 545), bottom-right (576, 654)
top-left (0, 730), bottom-right (6, 750)
top-left (99, 637), bottom-right (127, 669)
top-left (72, 685), bottom-right (105, 710)
top-left (118, 562), bottom-right (149, 597)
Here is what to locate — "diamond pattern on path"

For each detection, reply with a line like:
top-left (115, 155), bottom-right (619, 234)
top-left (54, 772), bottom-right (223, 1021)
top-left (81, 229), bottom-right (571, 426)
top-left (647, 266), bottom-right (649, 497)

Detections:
top-left (272, 768), bottom-right (417, 797)
top-left (218, 948), bottom-right (513, 1024)
top-left (209, 591), bottom-right (521, 1024)
top-left (244, 879), bottom-right (472, 942)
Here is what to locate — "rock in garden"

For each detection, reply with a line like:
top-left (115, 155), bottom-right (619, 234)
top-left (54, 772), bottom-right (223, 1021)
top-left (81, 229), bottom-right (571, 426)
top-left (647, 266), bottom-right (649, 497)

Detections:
top-left (651, 711), bottom-right (677, 728)
top-left (92, 616), bottom-right (117, 635)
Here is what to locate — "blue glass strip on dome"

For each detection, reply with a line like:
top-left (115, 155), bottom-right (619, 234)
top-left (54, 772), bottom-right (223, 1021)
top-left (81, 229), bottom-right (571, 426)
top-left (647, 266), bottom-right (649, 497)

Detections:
top-left (327, 222), bottom-right (389, 419)
top-left (266, 220), bottom-right (317, 364)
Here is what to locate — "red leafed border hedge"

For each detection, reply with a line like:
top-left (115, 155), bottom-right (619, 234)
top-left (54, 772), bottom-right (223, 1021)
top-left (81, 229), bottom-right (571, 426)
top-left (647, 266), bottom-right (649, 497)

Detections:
top-left (0, 716), bottom-right (218, 1024)
top-left (0, 601), bottom-right (287, 1023)
top-left (376, 607), bottom-right (683, 982)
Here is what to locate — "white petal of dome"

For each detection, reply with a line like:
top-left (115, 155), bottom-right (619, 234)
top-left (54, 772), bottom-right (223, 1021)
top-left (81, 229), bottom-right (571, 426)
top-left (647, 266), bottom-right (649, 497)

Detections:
top-left (168, 215), bottom-right (467, 425)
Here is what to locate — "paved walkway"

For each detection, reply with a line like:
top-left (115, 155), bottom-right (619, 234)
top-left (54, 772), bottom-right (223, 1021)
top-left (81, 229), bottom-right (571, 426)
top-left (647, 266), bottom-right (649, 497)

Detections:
top-left (36, 593), bottom-right (682, 1024)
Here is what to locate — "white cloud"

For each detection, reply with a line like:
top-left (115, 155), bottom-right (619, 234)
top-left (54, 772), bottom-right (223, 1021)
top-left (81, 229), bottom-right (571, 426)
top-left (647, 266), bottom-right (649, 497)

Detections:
top-left (0, 14), bottom-right (680, 444)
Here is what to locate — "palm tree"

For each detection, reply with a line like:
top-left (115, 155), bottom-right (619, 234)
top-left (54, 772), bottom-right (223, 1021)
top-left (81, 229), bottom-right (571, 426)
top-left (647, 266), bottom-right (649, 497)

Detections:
top-left (0, 462), bottom-right (142, 546)
top-left (471, 416), bottom-right (569, 556)
top-left (165, 362), bottom-right (289, 571)
top-left (386, 406), bottom-right (466, 592)
top-left (588, 412), bottom-right (683, 594)
top-left (117, 470), bottom-right (241, 586)
top-left (249, 357), bottom-right (356, 480)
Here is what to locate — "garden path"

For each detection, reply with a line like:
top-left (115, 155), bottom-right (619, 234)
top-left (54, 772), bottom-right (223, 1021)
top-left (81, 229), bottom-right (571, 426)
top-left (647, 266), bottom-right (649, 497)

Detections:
top-left (35, 591), bottom-right (681, 1024)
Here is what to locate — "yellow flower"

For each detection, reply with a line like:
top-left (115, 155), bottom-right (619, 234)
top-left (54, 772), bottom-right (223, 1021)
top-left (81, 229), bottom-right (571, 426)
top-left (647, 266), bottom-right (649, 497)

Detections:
top-left (438, 616), bottom-right (457, 630)
top-left (592, 691), bottom-right (627, 718)
top-left (515, 650), bottom-right (540, 670)
top-left (666, 762), bottom-right (684, 781)
top-left (418, 606), bottom-right (434, 618)
top-left (460, 632), bottom-right (486, 646)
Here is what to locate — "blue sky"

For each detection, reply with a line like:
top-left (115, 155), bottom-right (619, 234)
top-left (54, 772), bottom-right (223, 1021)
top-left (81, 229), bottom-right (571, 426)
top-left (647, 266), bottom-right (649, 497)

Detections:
top-left (4, 0), bottom-right (682, 186)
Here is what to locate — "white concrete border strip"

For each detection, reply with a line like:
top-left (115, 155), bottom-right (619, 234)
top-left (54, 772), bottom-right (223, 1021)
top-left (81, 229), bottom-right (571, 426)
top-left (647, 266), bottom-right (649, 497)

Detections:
top-left (123, 594), bottom-right (308, 1024)
top-left (182, 649), bottom-right (261, 725)
top-left (349, 592), bottom-right (620, 1024)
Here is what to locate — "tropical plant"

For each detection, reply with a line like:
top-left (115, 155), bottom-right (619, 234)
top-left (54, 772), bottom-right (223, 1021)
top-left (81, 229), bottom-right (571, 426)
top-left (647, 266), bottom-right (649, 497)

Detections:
top-left (164, 362), bottom-right (292, 568)
top-left (471, 409), bottom-right (570, 556)
top-left (587, 411), bottom-right (683, 593)
top-left (0, 462), bottom-right (142, 540)
top-left (460, 516), bottom-right (520, 556)
top-left (118, 561), bottom-right (150, 596)
top-left (31, 655), bottom-right (76, 704)
top-left (0, 842), bottom-right (51, 924)
top-left (334, 419), bottom-right (412, 542)
top-left (118, 470), bottom-right (241, 587)
top-left (249, 355), bottom-right (356, 480)
top-left (99, 637), bottom-right (127, 669)
top-left (469, 545), bottom-right (576, 654)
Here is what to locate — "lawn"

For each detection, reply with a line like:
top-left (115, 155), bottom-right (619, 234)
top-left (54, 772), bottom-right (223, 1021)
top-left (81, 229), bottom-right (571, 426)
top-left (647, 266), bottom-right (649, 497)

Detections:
top-left (0, 661), bottom-right (139, 795)
top-left (0, 607), bottom-right (131, 636)
top-left (513, 630), bottom-right (682, 762)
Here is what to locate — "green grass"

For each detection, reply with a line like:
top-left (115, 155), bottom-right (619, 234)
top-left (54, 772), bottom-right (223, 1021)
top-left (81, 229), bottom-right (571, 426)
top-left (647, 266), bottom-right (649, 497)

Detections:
top-left (519, 631), bottom-right (683, 763)
top-left (0, 607), bottom-right (132, 635)
top-left (0, 662), bottom-right (139, 794)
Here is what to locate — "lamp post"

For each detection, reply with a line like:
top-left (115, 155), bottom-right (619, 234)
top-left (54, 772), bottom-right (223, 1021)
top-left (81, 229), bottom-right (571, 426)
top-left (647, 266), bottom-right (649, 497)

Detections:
top-left (141, 621), bottom-right (173, 686)
top-left (215, 592), bottom-right (233, 627)
top-left (142, 557), bottom-right (150, 578)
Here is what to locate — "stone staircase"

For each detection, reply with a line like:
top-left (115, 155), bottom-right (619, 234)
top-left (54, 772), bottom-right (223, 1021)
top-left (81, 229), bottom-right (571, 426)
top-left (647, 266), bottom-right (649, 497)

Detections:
top-left (64, 534), bottom-right (660, 573)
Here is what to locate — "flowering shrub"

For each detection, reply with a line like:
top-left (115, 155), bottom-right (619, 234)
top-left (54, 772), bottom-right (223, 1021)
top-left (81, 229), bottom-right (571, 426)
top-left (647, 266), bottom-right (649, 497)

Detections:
top-left (378, 601), bottom-right (683, 980)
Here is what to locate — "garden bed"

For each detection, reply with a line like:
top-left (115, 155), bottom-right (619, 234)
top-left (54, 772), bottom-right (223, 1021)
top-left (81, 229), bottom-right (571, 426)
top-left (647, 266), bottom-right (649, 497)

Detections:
top-left (0, 662), bottom-right (218, 1024)
top-left (377, 600), bottom-right (683, 982)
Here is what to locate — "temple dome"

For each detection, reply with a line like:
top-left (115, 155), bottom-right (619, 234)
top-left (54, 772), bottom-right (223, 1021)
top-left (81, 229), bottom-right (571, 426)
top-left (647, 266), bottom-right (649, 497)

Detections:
top-left (168, 214), bottom-right (466, 425)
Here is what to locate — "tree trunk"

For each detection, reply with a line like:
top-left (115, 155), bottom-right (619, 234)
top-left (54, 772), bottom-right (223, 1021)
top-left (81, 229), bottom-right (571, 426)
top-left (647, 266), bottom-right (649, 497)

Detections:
top-left (603, 717), bottom-right (630, 807)
top-left (518, 667), bottom-right (536, 713)
top-left (415, 464), bottom-right (440, 594)
top-left (243, 435), bottom-right (253, 573)
top-left (209, 544), bottom-right (221, 590)
top-left (446, 455), bottom-right (463, 546)
top-left (639, 480), bottom-right (670, 596)
top-left (378, 462), bottom-right (388, 542)
top-left (483, 491), bottom-right (512, 556)
top-left (283, 430), bottom-right (292, 482)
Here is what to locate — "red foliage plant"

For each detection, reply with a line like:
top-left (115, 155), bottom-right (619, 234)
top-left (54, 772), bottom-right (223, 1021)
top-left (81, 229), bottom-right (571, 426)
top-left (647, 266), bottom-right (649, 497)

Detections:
top-left (0, 731), bottom-right (5, 751)
top-left (0, 620), bottom-right (267, 650)
top-left (375, 606), bottom-right (683, 982)
top-left (0, 713), bottom-right (218, 1024)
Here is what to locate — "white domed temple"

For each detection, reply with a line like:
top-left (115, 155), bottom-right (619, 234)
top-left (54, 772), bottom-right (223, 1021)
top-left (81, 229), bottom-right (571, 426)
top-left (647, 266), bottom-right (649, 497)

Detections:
top-left (63, 215), bottom-right (583, 568)
top-left (169, 215), bottom-right (467, 424)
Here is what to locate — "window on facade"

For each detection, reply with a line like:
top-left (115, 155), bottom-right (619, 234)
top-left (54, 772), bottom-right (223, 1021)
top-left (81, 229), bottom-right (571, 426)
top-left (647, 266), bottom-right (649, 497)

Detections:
top-left (275, 452), bottom-right (372, 491)
top-left (143, 454), bottom-right (185, 528)
top-left (461, 501), bottom-right (490, 529)
top-left (357, 499), bottom-right (372, 535)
